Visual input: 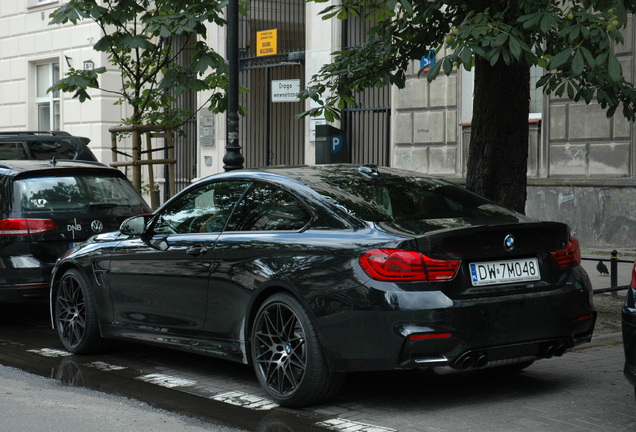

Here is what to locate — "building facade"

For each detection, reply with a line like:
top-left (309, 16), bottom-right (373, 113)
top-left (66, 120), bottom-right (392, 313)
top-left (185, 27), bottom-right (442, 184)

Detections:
top-left (1, 1), bottom-right (635, 248)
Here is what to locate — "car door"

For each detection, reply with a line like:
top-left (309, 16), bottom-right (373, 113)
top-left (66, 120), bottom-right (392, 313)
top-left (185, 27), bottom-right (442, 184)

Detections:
top-left (204, 182), bottom-right (313, 342)
top-left (107, 180), bottom-right (250, 336)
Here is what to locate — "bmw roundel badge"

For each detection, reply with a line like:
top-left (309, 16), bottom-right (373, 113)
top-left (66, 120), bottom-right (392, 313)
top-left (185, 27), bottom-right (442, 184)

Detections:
top-left (504, 234), bottom-right (515, 250)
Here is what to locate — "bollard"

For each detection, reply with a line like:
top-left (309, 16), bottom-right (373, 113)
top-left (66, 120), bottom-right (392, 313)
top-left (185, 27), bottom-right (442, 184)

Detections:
top-left (611, 250), bottom-right (618, 299)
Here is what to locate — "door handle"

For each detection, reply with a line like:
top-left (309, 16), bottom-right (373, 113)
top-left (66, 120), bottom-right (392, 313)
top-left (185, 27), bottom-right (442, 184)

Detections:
top-left (186, 245), bottom-right (208, 256)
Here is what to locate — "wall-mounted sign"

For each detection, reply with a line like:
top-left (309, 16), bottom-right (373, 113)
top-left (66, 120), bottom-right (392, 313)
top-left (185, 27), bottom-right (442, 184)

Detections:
top-left (271, 79), bottom-right (300, 103)
top-left (83, 60), bottom-right (94, 70)
top-left (420, 49), bottom-right (436, 71)
top-left (257, 29), bottom-right (278, 57)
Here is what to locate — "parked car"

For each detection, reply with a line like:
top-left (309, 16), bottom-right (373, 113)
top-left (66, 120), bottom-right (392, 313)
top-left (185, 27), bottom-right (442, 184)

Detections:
top-left (50, 164), bottom-right (596, 407)
top-left (0, 159), bottom-right (150, 302)
top-left (623, 262), bottom-right (636, 399)
top-left (0, 131), bottom-right (98, 162)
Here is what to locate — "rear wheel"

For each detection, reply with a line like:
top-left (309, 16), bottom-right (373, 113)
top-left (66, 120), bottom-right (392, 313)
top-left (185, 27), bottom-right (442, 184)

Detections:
top-left (55, 268), bottom-right (103, 354)
top-left (251, 293), bottom-right (343, 407)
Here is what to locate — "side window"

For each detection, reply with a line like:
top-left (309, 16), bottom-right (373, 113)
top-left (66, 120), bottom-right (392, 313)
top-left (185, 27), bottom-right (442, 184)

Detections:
top-left (28, 140), bottom-right (76, 160)
top-left (0, 142), bottom-right (28, 159)
top-left (154, 181), bottom-right (250, 235)
top-left (226, 183), bottom-right (311, 231)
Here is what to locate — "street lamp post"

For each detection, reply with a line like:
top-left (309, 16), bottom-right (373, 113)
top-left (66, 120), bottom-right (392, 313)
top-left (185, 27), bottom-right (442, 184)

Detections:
top-left (223, 0), bottom-right (244, 171)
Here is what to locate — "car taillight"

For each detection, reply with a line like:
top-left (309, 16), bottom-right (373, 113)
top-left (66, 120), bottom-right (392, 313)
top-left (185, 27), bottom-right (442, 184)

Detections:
top-left (359, 249), bottom-right (460, 282)
top-left (0, 218), bottom-right (56, 236)
top-left (550, 237), bottom-right (581, 268)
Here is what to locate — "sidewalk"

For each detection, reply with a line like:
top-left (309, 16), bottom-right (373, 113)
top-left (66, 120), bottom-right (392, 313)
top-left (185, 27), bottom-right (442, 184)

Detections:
top-left (0, 366), bottom-right (240, 432)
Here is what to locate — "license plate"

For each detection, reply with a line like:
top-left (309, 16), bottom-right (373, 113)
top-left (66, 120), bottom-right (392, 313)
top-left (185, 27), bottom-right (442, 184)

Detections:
top-left (469, 258), bottom-right (540, 286)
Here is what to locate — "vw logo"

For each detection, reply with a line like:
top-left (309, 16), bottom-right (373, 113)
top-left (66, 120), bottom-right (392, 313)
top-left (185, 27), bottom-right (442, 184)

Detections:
top-left (91, 220), bottom-right (104, 233)
top-left (504, 234), bottom-right (515, 250)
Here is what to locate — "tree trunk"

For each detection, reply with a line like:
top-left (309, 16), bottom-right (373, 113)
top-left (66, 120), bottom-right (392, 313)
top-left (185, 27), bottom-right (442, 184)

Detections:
top-left (466, 57), bottom-right (530, 213)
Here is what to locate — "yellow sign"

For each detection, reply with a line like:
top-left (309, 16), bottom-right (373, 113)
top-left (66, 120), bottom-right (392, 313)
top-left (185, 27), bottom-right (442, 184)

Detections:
top-left (257, 29), bottom-right (278, 57)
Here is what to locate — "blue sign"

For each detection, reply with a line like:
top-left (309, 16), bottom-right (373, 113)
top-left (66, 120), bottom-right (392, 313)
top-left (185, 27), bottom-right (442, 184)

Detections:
top-left (330, 135), bottom-right (344, 154)
top-left (420, 49), bottom-right (436, 71)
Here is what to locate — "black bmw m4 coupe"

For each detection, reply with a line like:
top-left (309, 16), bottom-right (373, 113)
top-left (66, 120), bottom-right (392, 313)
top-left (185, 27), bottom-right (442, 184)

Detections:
top-left (50, 164), bottom-right (596, 407)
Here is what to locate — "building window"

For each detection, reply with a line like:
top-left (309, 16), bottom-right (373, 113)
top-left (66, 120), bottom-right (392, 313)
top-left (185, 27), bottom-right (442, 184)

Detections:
top-left (35, 62), bottom-right (60, 131)
top-left (528, 65), bottom-right (543, 120)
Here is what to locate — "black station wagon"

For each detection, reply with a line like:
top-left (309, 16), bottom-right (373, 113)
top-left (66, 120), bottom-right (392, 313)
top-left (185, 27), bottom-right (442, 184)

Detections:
top-left (0, 159), bottom-right (150, 302)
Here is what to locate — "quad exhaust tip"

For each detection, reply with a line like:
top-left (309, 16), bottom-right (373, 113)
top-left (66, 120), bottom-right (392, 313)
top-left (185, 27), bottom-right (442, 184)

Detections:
top-left (457, 353), bottom-right (489, 370)
top-left (541, 343), bottom-right (567, 359)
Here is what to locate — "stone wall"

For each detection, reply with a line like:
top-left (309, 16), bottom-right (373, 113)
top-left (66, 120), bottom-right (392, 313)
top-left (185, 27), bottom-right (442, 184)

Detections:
top-left (526, 184), bottom-right (636, 248)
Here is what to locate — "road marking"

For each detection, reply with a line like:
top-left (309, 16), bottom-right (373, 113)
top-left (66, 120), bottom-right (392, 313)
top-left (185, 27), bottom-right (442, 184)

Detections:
top-left (211, 391), bottom-right (277, 410)
top-left (137, 373), bottom-right (196, 388)
top-left (317, 418), bottom-right (397, 432)
top-left (85, 361), bottom-right (127, 371)
top-left (27, 348), bottom-right (72, 357)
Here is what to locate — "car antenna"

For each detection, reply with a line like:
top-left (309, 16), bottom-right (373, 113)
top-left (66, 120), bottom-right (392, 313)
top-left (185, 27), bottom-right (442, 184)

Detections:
top-left (49, 156), bottom-right (57, 167)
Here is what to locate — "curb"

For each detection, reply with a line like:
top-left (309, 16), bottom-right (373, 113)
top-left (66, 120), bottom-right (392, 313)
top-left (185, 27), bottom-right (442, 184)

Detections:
top-left (582, 331), bottom-right (623, 349)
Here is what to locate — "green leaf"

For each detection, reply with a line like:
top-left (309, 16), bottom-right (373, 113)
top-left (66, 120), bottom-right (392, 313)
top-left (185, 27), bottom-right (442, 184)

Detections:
top-left (520, 13), bottom-right (541, 29)
top-left (540, 14), bottom-right (557, 33)
top-left (494, 32), bottom-right (508, 46)
top-left (567, 82), bottom-right (575, 99)
top-left (567, 25), bottom-right (580, 44)
top-left (608, 54), bottom-right (622, 82)
top-left (399, 0), bottom-right (414, 15)
top-left (572, 49), bottom-right (584, 76)
top-left (580, 47), bottom-right (596, 69)
top-left (425, 59), bottom-right (443, 81)
top-left (459, 47), bottom-right (472, 65)
top-left (509, 37), bottom-right (522, 59)
top-left (535, 73), bottom-right (551, 88)
top-left (547, 48), bottom-right (573, 70)
top-left (489, 47), bottom-right (501, 66)
top-left (442, 57), bottom-right (453, 75)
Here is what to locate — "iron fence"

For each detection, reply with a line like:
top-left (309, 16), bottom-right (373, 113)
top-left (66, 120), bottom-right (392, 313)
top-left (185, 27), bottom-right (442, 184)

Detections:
top-left (582, 251), bottom-right (633, 296)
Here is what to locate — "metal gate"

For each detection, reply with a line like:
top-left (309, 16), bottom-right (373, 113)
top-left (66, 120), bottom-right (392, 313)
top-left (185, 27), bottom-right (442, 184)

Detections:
top-left (342, 8), bottom-right (391, 166)
top-left (170, 35), bottom-right (197, 195)
top-left (238, 0), bottom-right (306, 168)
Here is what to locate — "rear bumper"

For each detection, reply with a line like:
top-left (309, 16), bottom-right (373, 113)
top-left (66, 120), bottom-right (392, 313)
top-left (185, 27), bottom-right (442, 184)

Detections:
top-left (317, 269), bottom-right (596, 372)
top-left (0, 257), bottom-right (53, 302)
top-left (0, 282), bottom-right (50, 302)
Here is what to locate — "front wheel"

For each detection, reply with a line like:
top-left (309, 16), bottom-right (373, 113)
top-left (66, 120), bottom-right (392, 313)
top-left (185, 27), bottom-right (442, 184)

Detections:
top-left (251, 293), bottom-right (343, 407)
top-left (54, 268), bottom-right (103, 354)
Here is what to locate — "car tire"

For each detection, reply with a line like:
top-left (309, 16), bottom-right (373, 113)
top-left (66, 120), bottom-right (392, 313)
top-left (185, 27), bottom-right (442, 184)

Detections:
top-left (251, 293), bottom-right (344, 407)
top-left (54, 268), bottom-right (103, 354)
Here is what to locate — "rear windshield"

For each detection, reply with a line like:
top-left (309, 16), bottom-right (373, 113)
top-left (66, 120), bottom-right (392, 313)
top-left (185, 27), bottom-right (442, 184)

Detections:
top-left (14, 174), bottom-right (147, 211)
top-left (312, 175), bottom-right (518, 222)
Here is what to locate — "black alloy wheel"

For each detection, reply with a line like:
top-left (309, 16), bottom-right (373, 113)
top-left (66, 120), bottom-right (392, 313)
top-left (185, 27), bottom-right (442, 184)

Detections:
top-left (55, 268), bottom-right (103, 354)
top-left (251, 293), bottom-right (343, 407)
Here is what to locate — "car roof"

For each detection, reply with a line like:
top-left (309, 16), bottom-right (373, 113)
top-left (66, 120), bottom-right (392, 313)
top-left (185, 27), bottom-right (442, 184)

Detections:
top-left (0, 131), bottom-right (88, 143)
top-left (207, 164), bottom-right (436, 187)
top-left (0, 159), bottom-right (120, 177)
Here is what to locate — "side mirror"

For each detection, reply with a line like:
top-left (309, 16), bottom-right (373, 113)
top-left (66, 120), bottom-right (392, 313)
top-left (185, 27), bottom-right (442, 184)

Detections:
top-left (120, 215), bottom-right (149, 236)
